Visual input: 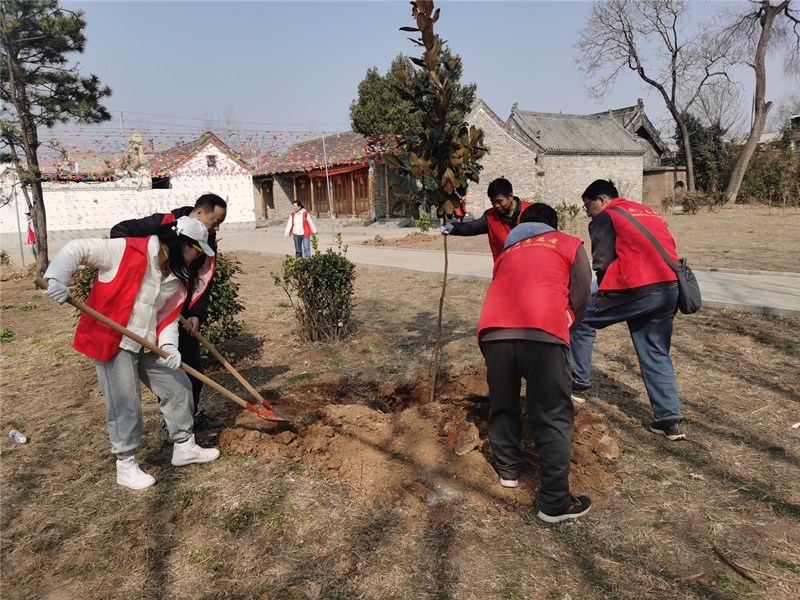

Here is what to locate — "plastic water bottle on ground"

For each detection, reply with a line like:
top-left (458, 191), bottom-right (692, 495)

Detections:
top-left (9, 429), bottom-right (27, 444)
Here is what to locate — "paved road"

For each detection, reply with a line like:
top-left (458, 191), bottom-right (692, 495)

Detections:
top-left (6, 222), bottom-right (798, 316)
top-left (220, 224), bottom-right (800, 317)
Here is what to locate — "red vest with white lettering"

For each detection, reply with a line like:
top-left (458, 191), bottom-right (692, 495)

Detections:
top-left (290, 210), bottom-right (313, 237)
top-left (599, 198), bottom-right (678, 292)
top-left (487, 200), bottom-right (533, 260)
top-left (72, 237), bottom-right (187, 361)
top-left (478, 231), bottom-right (583, 344)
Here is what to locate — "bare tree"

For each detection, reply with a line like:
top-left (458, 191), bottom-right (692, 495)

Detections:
top-left (721, 0), bottom-right (800, 204)
top-left (694, 78), bottom-right (746, 139)
top-left (575, 0), bottom-right (733, 192)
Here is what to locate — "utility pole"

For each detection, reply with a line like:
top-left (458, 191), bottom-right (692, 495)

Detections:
top-left (120, 111), bottom-right (125, 142)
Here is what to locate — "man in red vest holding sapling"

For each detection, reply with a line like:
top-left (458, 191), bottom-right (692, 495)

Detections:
top-left (478, 203), bottom-right (592, 523)
top-left (441, 178), bottom-right (533, 260)
top-left (570, 179), bottom-right (685, 441)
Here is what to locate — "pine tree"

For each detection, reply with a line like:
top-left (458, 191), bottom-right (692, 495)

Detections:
top-left (1, 0), bottom-right (112, 274)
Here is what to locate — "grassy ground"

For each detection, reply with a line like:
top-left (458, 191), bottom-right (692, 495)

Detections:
top-left (1, 204), bottom-right (799, 599)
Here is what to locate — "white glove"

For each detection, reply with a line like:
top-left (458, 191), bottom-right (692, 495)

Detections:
top-left (42, 279), bottom-right (70, 304)
top-left (440, 223), bottom-right (454, 235)
top-left (156, 344), bottom-right (182, 370)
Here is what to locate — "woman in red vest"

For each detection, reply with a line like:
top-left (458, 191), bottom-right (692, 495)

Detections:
top-left (42, 217), bottom-right (221, 490)
top-left (284, 201), bottom-right (318, 258)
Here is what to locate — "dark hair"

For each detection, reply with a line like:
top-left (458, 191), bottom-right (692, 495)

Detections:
top-left (519, 203), bottom-right (558, 229)
top-left (292, 201), bottom-right (303, 209)
top-left (156, 222), bottom-right (192, 284)
top-left (195, 193), bottom-right (227, 212)
top-left (581, 179), bottom-right (618, 201)
top-left (487, 178), bottom-right (513, 199)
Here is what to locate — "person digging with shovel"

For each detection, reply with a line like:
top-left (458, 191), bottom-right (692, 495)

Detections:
top-left (41, 216), bottom-right (221, 490)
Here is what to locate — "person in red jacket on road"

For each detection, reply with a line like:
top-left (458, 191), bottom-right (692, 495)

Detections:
top-left (478, 202), bottom-right (592, 523)
top-left (440, 178), bottom-right (533, 260)
top-left (571, 179), bottom-right (685, 441)
top-left (284, 201), bottom-right (317, 258)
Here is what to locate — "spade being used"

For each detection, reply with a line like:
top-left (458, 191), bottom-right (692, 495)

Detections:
top-left (35, 277), bottom-right (290, 423)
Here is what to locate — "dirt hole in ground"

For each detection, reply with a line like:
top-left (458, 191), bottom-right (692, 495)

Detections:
top-left (219, 366), bottom-right (620, 514)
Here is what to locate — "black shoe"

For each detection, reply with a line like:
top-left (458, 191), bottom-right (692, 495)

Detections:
top-left (649, 419), bottom-right (686, 441)
top-left (193, 411), bottom-right (224, 430)
top-left (537, 495), bottom-right (592, 524)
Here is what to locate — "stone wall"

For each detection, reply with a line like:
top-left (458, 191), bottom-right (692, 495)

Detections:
top-left (538, 154), bottom-right (644, 206)
top-left (467, 108), bottom-right (540, 213)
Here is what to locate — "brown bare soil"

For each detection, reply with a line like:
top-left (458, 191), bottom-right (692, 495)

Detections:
top-left (1, 205), bottom-right (799, 599)
top-left (363, 204), bottom-right (800, 272)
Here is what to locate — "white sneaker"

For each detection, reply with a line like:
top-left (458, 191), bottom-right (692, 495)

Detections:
top-left (116, 457), bottom-right (156, 490)
top-left (500, 477), bottom-right (519, 488)
top-left (171, 434), bottom-right (220, 466)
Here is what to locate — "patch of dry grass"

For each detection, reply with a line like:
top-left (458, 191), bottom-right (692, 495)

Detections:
top-left (2, 226), bottom-right (800, 599)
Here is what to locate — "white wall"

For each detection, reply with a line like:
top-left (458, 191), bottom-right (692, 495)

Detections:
top-left (0, 145), bottom-right (259, 251)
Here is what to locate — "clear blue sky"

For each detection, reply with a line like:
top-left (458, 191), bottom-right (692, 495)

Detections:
top-left (60, 0), bottom-right (797, 137)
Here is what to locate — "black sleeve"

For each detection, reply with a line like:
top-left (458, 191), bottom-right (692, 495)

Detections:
top-left (568, 245), bottom-right (592, 331)
top-left (110, 213), bottom-right (166, 238)
top-left (450, 210), bottom-right (490, 236)
top-left (588, 212), bottom-right (616, 286)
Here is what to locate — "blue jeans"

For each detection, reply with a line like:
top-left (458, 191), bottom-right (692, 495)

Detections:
top-left (293, 234), bottom-right (311, 258)
top-left (570, 284), bottom-right (682, 423)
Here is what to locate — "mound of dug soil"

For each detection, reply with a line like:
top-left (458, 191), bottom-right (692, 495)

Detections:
top-left (362, 232), bottom-right (433, 246)
top-left (219, 378), bottom-right (619, 515)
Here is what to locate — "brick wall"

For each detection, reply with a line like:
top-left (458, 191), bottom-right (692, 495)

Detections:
top-left (538, 154), bottom-right (644, 206)
top-left (642, 167), bottom-right (687, 209)
top-left (467, 109), bottom-right (540, 213)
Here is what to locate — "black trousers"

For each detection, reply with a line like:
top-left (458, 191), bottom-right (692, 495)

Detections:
top-left (483, 339), bottom-right (574, 515)
top-left (178, 326), bottom-right (203, 413)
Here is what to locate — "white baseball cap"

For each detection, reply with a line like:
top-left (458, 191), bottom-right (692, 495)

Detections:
top-left (173, 216), bottom-right (215, 256)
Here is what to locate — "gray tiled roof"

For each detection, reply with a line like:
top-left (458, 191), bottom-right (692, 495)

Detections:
top-left (508, 108), bottom-right (644, 155)
top-left (594, 101), bottom-right (669, 155)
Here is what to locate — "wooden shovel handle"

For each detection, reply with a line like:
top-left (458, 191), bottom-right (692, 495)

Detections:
top-left (179, 315), bottom-right (276, 412)
top-left (34, 276), bottom-right (285, 421)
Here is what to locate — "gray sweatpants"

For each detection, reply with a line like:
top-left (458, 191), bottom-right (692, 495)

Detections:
top-left (94, 348), bottom-right (194, 457)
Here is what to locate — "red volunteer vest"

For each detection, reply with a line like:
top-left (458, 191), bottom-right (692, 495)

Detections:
top-left (599, 198), bottom-right (678, 292)
top-left (72, 238), bottom-right (187, 361)
top-left (290, 210), bottom-right (313, 237)
top-left (26, 222), bottom-right (35, 244)
top-left (487, 200), bottom-right (533, 260)
top-left (478, 231), bottom-right (583, 345)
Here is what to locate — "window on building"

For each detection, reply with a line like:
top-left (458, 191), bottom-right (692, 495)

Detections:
top-left (206, 155), bottom-right (217, 168)
top-left (151, 176), bottom-right (171, 189)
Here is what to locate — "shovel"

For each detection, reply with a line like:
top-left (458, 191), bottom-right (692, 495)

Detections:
top-left (179, 315), bottom-right (280, 416)
top-left (35, 277), bottom-right (290, 423)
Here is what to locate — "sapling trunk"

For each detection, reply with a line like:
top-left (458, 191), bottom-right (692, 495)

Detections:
top-left (429, 229), bottom-right (448, 403)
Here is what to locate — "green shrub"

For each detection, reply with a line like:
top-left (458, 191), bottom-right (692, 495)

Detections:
top-left (554, 202), bottom-right (581, 233)
top-left (272, 234), bottom-right (356, 342)
top-left (70, 253), bottom-right (244, 357)
top-left (680, 192), bottom-right (706, 215)
top-left (416, 209), bottom-right (432, 232)
top-left (0, 250), bottom-right (10, 266)
top-left (203, 253), bottom-right (245, 351)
